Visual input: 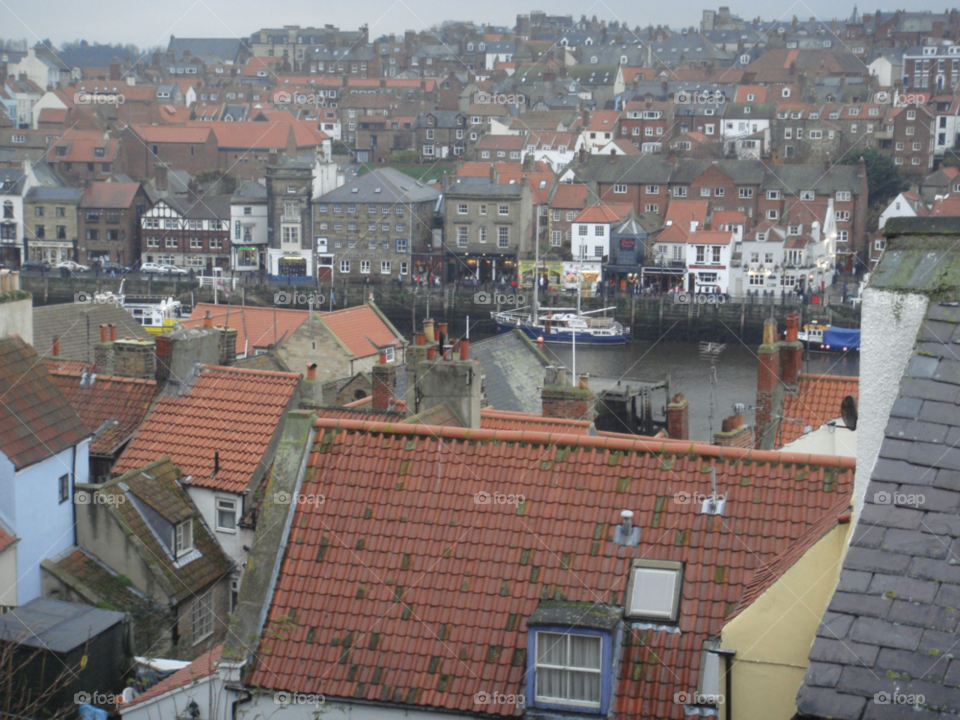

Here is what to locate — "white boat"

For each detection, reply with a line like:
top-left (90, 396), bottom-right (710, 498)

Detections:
top-left (124, 296), bottom-right (183, 335)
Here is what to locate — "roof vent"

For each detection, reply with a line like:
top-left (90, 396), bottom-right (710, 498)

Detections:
top-left (613, 509), bottom-right (640, 546)
top-left (701, 467), bottom-right (726, 516)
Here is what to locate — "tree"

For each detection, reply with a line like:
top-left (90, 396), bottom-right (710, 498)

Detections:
top-left (840, 146), bottom-right (907, 209)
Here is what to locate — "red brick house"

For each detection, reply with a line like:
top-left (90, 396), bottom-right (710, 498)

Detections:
top-left (78, 181), bottom-right (150, 267)
top-left (121, 125), bottom-right (218, 180)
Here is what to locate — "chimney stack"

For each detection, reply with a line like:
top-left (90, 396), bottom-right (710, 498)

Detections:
top-left (666, 393), bottom-right (690, 440)
top-left (112, 338), bottom-right (156, 380)
top-left (542, 366), bottom-right (596, 421)
top-left (96, 327), bottom-right (116, 375)
top-left (780, 312), bottom-right (802, 387)
top-left (755, 317), bottom-right (780, 449)
top-left (372, 351), bottom-right (397, 412)
top-left (713, 414), bottom-right (755, 448)
top-left (405, 321), bottom-right (483, 427)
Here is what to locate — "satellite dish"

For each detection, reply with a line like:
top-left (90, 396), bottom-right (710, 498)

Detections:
top-left (841, 395), bottom-right (858, 430)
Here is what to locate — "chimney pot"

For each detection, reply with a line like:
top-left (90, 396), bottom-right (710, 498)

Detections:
top-left (620, 509), bottom-right (634, 533)
top-left (578, 373), bottom-right (589, 389)
top-left (443, 345), bottom-right (453, 361)
top-left (100, 324), bottom-right (108, 343)
top-left (203, 311), bottom-right (213, 328)
top-left (555, 368), bottom-right (567, 385)
top-left (459, 338), bottom-right (470, 361)
top-left (109, 324), bottom-right (117, 342)
top-left (427, 346), bottom-right (438, 361)
top-left (424, 318), bottom-right (435, 343)
top-left (52, 337), bottom-right (59, 357)
top-left (307, 363), bottom-right (317, 381)
top-left (415, 332), bottom-right (426, 346)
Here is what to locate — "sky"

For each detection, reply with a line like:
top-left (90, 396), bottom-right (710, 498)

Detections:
top-left (0, 0), bottom-right (952, 50)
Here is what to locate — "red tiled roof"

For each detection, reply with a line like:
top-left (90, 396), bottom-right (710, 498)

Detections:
top-left (931, 195), bottom-right (960, 217)
top-left (50, 129), bottom-right (120, 163)
top-left (664, 199), bottom-right (710, 226)
top-left (249, 418), bottom-right (854, 719)
top-left (113, 366), bottom-right (300, 493)
top-left (777, 374), bottom-right (860, 448)
top-left (574, 204), bottom-right (633, 224)
top-left (38, 108), bottom-right (68, 123)
top-left (0, 336), bottom-right (90, 470)
top-left (46, 369), bottom-right (156, 456)
top-left (0, 520), bottom-right (17, 554)
top-left (181, 303), bottom-right (309, 356)
top-left (711, 210), bottom-right (746, 227)
top-left (318, 304), bottom-right (404, 359)
top-left (586, 110), bottom-right (620, 131)
top-left (131, 125), bottom-right (214, 143)
top-left (186, 121), bottom-right (295, 150)
top-left (124, 645), bottom-right (223, 708)
top-left (550, 183), bottom-right (591, 209)
top-left (80, 182), bottom-right (141, 209)
top-left (478, 409), bottom-right (593, 434)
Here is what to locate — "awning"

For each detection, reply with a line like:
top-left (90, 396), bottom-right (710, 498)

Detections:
top-left (604, 265), bottom-right (643, 272)
top-left (642, 266), bottom-right (685, 275)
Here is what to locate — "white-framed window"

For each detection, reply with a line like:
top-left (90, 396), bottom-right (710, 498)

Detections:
top-left (838, 230), bottom-right (848, 243)
top-left (767, 190), bottom-right (781, 200)
top-left (498, 205), bottom-right (509, 216)
top-left (835, 210), bottom-right (851, 221)
top-left (498, 227), bottom-right (509, 248)
top-left (458, 203), bottom-right (468, 215)
top-left (646, 185), bottom-right (659, 194)
top-left (836, 191), bottom-right (851, 202)
top-left (613, 184), bottom-right (627, 194)
top-left (192, 590), bottom-right (213, 643)
top-left (457, 226), bottom-right (468, 247)
top-left (701, 187), bottom-right (711, 197)
top-left (340, 260), bottom-right (350, 273)
top-left (739, 188), bottom-right (753, 198)
top-left (800, 190), bottom-right (815, 202)
top-left (478, 227), bottom-right (487, 244)
top-left (594, 225), bottom-right (604, 236)
top-left (578, 225), bottom-right (588, 236)
top-left (673, 187), bottom-right (687, 198)
top-left (534, 632), bottom-right (602, 708)
top-left (360, 260), bottom-right (371, 274)
top-left (766, 209), bottom-right (779, 220)
top-left (381, 261), bottom-right (391, 274)
top-left (175, 519), bottom-right (193, 558)
top-left (216, 498), bottom-right (237, 532)
top-left (551, 230), bottom-right (562, 246)
top-left (913, 142), bottom-right (922, 151)
top-left (906, 126), bottom-right (915, 136)
top-left (644, 203), bottom-right (659, 213)
top-left (809, 130), bottom-right (823, 139)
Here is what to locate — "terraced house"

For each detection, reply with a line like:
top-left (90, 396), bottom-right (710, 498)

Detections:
top-left (314, 168), bottom-right (439, 283)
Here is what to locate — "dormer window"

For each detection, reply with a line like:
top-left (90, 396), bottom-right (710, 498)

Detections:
top-left (175, 519), bottom-right (193, 558)
top-left (625, 559), bottom-right (683, 621)
top-left (535, 633), bottom-right (602, 707)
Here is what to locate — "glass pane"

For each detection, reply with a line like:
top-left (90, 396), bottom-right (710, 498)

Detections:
top-left (570, 635), bottom-right (602, 670)
top-left (537, 633), bottom-right (567, 665)
top-left (569, 669), bottom-right (601, 703)
top-left (536, 667), bottom-right (565, 699)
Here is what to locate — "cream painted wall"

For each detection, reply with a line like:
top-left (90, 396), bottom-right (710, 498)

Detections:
top-left (720, 521), bottom-right (852, 720)
top-left (781, 424), bottom-right (857, 457)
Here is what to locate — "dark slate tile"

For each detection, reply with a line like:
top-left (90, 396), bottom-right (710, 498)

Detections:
top-left (879, 438), bottom-right (918, 461)
top-left (927, 305), bottom-right (960, 323)
top-left (889, 396), bottom-right (924, 420)
top-left (873, 458), bottom-right (928, 483)
top-left (796, 686), bottom-right (867, 720)
top-left (852, 523), bottom-right (886, 549)
top-left (846, 547), bottom-right (913, 574)
top-left (944, 658), bottom-right (960, 688)
top-left (897, 486), bottom-right (960, 513)
top-left (808, 638), bottom-right (880, 666)
top-left (864, 700), bottom-right (938, 720)
top-left (919, 628), bottom-right (958, 655)
top-left (867, 574), bottom-right (940, 603)
top-left (805, 661), bottom-right (843, 688)
top-left (851, 617), bottom-right (924, 650)
top-left (933, 469), bottom-right (960, 492)
top-left (919, 401), bottom-right (960, 426)
top-left (916, 342), bottom-right (951, 358)
top-left (881, 528), bottom-right (951, 559)
top-left (860, 503), bottom-right (924, 530)
top-left (838, 570), bottom-right (874, 594)
top-left (933, 583), bottom-right (960, 609)
top-left (817, 609), bottom-right (859, 637)
top-left (897, 676), bottom-right (960, 710)
top-left (920, 511), bottom-right (960, 537)
top-left (838, 665), bottom-right (890, 697)
top-left (898, 378), bottom-right (960, 403)
top-left (907, 442), bottom-right (958, 472)
top-left (884, 419), bottom-right (949, 444)
top-left (876, 647), bottom-right (946, 682)
top-left (906, 355), bottom-right (940, 378)
top-left (933, 359), bottom-right (960, 385)
top-left (946, 427), bottom-right (960, 448)
top-left (920, 320), bottom-right (956, 343)
top-left (828, 593), bottom-right (890, 621)
top-left (888, 599), bottom-right (960, 632)
top-left (929, 448), bottom-right (960, 472)
top-left (908, 556), bottom-right (960, 584)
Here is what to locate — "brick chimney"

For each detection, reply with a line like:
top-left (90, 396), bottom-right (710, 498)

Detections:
top-left (779, 312), bottom-right (802, 387)
top-left (405, 320), bottom-right (483, 427)
top-left (218, 326), bottom-right (238, 366)
top-left (372, 351), bottom-right (397, 411)
top-left (95, 325), bottom-right (116, 375)
top-left (109, 56), bottom-right (121, 81)
top-left (542, 366), bottom-right (596, 421)
top-left (665, 393), bottom-right (689, 440)
top-left (112, 338), bottom-right (156, 379)
top-left (154, 324), bottom-right (222, 389)
top-left (713, 414), bottom-right (755, 448)
top-left (755, 317), bottom-right (780, 449)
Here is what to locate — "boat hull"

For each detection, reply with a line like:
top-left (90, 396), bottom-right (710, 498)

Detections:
top-left (492, 317), bottom-right (630, 345)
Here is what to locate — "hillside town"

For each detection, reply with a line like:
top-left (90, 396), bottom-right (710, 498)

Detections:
top-left (0, 4), bottom-right (960, 720)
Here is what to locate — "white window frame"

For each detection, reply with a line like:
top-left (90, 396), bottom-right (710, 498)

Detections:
top-left (534, 632), bottom-right (603, 709)
top-left (216, 497), bottom-right (237, 532)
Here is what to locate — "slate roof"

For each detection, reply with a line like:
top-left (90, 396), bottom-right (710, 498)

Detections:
top-left (113, 367), bottom-right (300, 494)
top-left (469, 329), bottom-right (551, 415)
top-left (101, 458), bottom-right (232, 602)
top-left (248, 419), bottom-right (854, 718)
top-left (0, 336), bottom-right (90, 470)
top-left (316, 168), bottom-right (441, 205)
top-left (795, 221), bottom-right (960, 719)
top-left (0, 597), bottom-right (125, 653)
top-left (45, 367), bottom-right (156, 456)
top-left (33, 302), bottom-right (150, 363)
top-left (777, 374), bottom-right (860, 448)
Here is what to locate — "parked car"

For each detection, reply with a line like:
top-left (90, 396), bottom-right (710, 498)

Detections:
top-left (160, 265), bottom-right (189, 275)
top-left (99, 262), bottom-right (128, 273)
top-left (139, 262), bottom-right (164, 274)
top-left (56, 261), bottom-right (90, 272)
top-left (21, 260), bottom-right (51, 271)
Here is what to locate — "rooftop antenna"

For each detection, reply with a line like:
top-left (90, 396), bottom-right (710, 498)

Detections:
top-left (699, 341), bottom-right (726, 440)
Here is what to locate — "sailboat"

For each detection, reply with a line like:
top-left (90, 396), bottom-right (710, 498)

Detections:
top-left (490, 264), bottom-right (629, 345)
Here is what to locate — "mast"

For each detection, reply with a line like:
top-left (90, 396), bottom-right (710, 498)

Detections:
top-left (532, 224), bottom-right (540, 320)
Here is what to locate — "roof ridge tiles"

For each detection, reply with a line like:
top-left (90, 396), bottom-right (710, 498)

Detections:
top-left (313, 418), bottom-right (856, 469)
top-left (198, 365), bottom-right (302, 380)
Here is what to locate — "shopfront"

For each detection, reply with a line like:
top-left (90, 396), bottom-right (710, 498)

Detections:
top-left (518, 260), bottom-right (563, 290)
top-left (233, 245), bottom-right (263, 272)
top-left (562, 261), bottom-right (602, 294)
top-left (446, 252), bottom-right (516, 284)
top-left (268, 248), bottom-right (315, 279)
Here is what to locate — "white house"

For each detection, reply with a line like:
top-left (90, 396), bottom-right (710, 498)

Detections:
top-left (867, 49), bottom-right (901, 88)
top-left (570, 205), bottom-right (632, 289)
top-left (685, 229), bottom-right (734, 294)
top-left (0, 335), bottom-right (91, 609)
top-left (29, 89), bottom-right (70, 129)
top-left (6, 46), bottom-right (69, 90)
top-left (4, 78), bottom-right (42, 128)
top-left (229, 181), bottom-right (268, 272)
top-left (878, 191), bottom-right (928, 229)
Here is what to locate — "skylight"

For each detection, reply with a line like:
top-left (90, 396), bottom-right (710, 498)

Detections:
top-left (625, 560), bottom-right (683, 621)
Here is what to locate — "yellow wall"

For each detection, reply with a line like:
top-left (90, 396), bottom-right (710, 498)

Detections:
top-left (719, 521), bottom-right (851, 720)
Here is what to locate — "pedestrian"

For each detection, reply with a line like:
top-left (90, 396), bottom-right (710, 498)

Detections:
top-left (435, 275), bottom-right (441, 288)
top-left (111, 268), bottom-right (116, 278)
top-left (511, 277), bottom-right (518, 295)
top-left (842, 283), bottom-right (848, 303)
top-left (330, 288), bottom-right (336, 307)
top-left (397, 272), bottom-right (403, 288)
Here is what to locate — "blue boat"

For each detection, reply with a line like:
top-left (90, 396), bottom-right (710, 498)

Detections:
top-left (491, 308), bottom-right (630, 345)
top-left (797, 323), bottom-right (860, 352)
